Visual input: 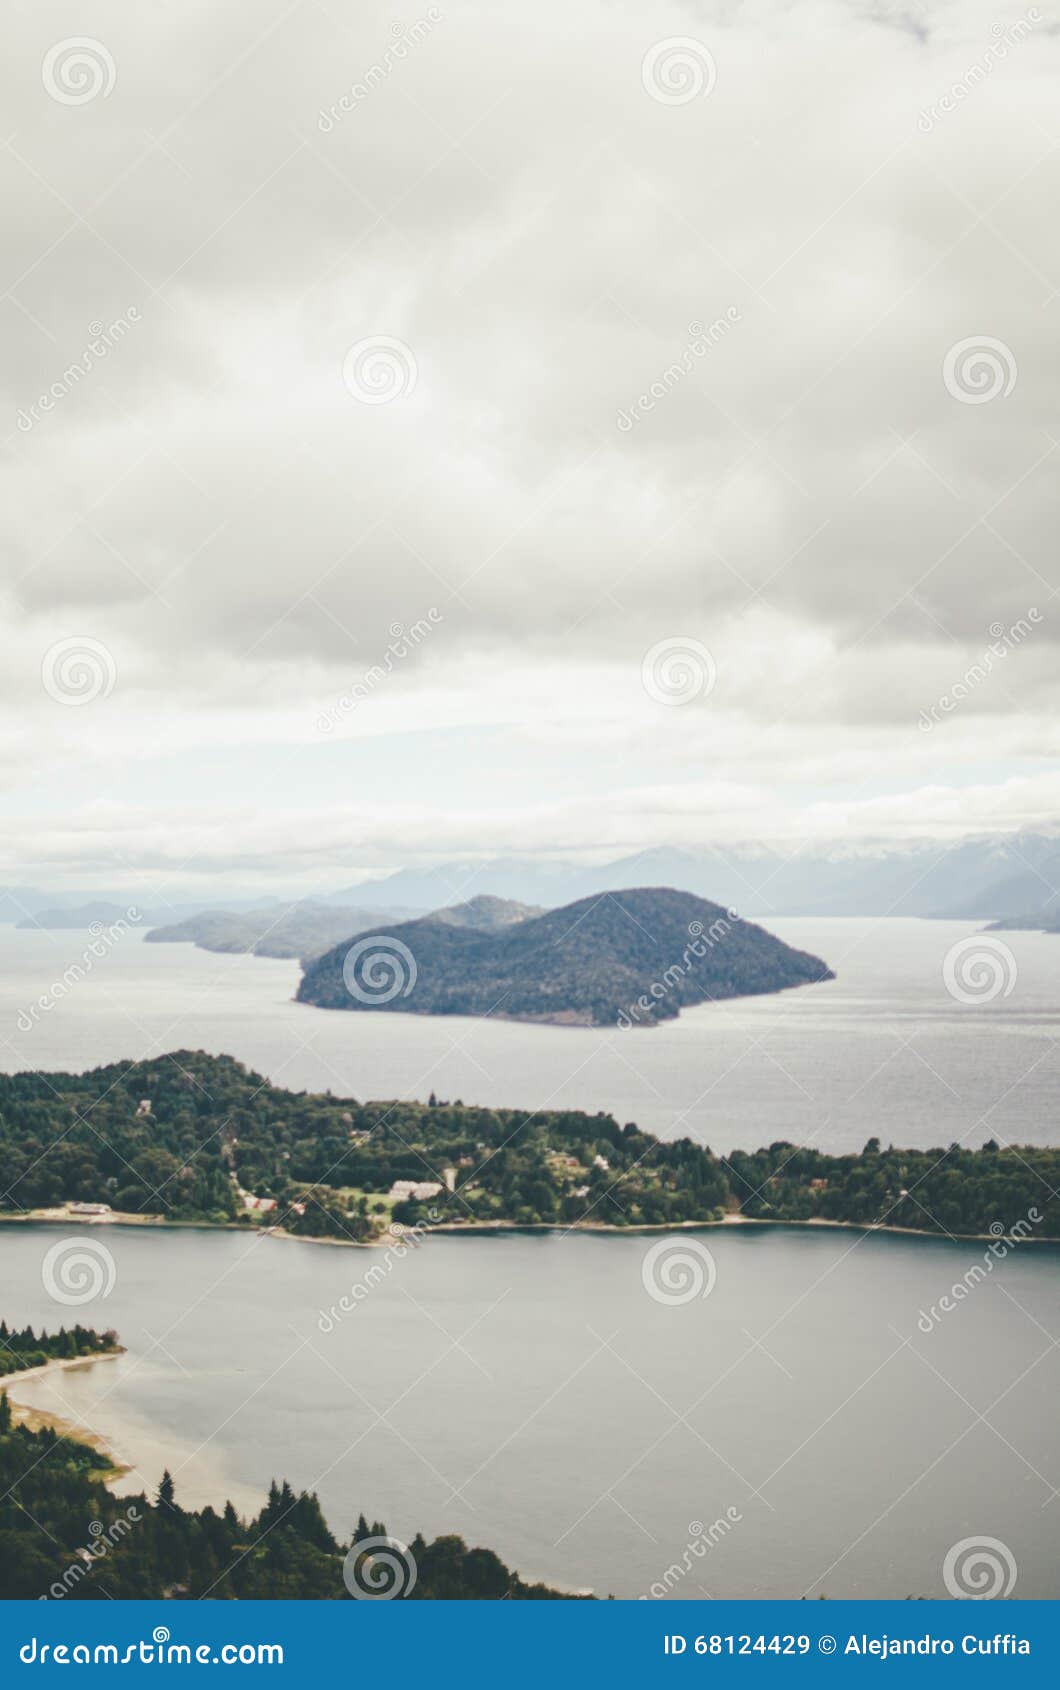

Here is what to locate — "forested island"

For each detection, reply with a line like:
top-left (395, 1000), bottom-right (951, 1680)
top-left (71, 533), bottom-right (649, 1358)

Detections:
top-left (297, 888), bottom-right (833, 1026)
top-left (145, 894), bottom-right (537, 961)
top-left (0, 1321), bottom-right (119, 1379)
top-left (1, 1052), bottom-right (1056, 1243)
top-left (0, 1390), bottom-right (569, 1600)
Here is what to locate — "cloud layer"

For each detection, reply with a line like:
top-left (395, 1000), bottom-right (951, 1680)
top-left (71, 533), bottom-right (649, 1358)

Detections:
top-left (3, 0), bottom-right (1059, 889)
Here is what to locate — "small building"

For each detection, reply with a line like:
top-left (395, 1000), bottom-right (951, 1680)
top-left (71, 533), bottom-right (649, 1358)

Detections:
top-left (389, 1180), bottom-right (443, 1202)
top-left (136, 1099), bottom-right (152, 1117)
top-left (241, 1193), bottom-right (277, 1215)
top-left (68, 1201), bottom-right (112, 1216)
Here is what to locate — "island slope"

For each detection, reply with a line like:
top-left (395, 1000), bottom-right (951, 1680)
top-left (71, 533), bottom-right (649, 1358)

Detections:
top-left (296, 886), bottom-right (834, 1026)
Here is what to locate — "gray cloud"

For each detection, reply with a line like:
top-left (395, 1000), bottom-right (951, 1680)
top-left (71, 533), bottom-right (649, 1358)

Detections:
top-left (2, 0), bottom-right (1058, 882)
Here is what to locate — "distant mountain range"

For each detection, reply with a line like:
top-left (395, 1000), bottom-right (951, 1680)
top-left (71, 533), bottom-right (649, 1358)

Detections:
top-left (329, 834), bottom-right (1060, 923)
top-left (296, 888), bottom-right (834, 1027)
top-left (7, 830), bottom-right (1060, 931)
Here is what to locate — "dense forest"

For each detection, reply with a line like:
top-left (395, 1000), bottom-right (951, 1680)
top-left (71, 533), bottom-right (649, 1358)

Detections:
top-left (0, 1051), bottom-right (1056, 1241)
top-left (297, 888), bottom-right (832, 1025)
top-left (0, 1320), bottom-right (119, 1379)
top-left (0, 1396), bottom-right (570, 1600)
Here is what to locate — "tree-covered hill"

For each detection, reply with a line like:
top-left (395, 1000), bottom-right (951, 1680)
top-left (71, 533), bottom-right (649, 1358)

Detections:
top-left (0, 1402), bottom-right (571, 1600)
top-left (0, 1051), bottom-right (1056, 1241)
top-left (297, 887), bottom-right (833, 1025)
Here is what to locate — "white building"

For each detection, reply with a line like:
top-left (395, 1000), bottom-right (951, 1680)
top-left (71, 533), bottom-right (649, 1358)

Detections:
top-left (389, 1180), bottom-right (443, 1202)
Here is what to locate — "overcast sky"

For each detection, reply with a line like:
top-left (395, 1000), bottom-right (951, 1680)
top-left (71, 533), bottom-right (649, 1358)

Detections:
top-left (3, 0), bottom-right (1059, 895)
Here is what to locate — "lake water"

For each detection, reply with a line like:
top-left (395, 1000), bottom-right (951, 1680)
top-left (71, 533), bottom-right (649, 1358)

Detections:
top-left (3, 917), bottom-right (1060, 1153)
top-left (5, 1221), bottom-right (1058, 1599)
top-left (1, 918), bottom-right (1058, 1598)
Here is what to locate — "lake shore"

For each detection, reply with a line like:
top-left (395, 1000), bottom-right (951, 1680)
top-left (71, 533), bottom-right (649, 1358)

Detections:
top-left (1, 1206), bottom-right (1055, 1249)
top-left (4, 1349), bottom-right (129, 1483)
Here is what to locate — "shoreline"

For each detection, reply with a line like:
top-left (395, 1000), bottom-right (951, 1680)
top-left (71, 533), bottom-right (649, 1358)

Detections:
top-left (4, 1350), bottom-right (129, 1484)
top-left (1, 1207), bottom-right (1055, 1250)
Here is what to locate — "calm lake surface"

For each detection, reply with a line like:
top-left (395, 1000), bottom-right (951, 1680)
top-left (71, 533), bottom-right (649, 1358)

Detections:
top-left (1, 918), bottom-right (1058, 1597)
top-left (3, 917), bottom-right (1060, 1152)
top-left (5, 1221), bottom-right (1059, 1599)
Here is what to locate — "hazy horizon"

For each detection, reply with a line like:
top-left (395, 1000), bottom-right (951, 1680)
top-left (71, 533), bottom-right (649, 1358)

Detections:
top-left (4, 0), bottom-right (1059, 902)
